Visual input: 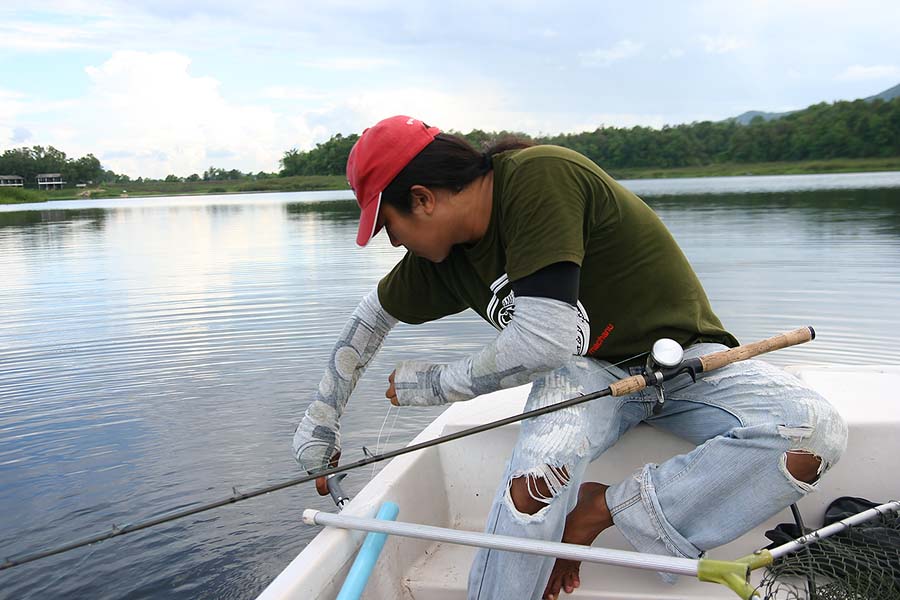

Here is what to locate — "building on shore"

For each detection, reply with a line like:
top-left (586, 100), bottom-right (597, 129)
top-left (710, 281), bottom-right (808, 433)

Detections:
top-left (0, 175), bottom-right (24, 187)
top-left (36, 173), bottom-right (65, 190)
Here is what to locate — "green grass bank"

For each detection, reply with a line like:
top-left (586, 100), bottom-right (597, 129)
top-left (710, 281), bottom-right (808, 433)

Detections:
top-left (2, 157), bottom-right (900, 205)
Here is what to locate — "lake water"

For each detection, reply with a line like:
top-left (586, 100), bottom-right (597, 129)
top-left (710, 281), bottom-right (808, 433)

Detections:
top-left (2, 172), bottom-right (900, 599)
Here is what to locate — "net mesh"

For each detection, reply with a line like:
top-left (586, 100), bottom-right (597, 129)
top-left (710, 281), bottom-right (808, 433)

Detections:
top-left (757, 502), bottom-right (900, 600)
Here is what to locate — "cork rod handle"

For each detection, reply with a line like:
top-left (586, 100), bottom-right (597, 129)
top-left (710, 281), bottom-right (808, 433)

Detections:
top-left (699, 326), bottom-right (815, 372)
top-left (607, 327), bottom-right (815, 398)
top-left (609, 374), bottom-right (650, 397)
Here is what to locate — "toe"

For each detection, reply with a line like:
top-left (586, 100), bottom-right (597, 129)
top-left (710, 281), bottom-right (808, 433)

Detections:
top-left (543, 569), bottom-right (563, 599)
top-left (562, 566), bottom-right (580, 593)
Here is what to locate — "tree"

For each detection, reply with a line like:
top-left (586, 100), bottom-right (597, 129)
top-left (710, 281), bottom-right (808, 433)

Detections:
top-left (69, 154), bottom-right (103, 184)
top-left (203, 166), bottom-right (224, 180)
top-left (280, 133), bottom-right (359, 176)
top-left (0, 146), bottom-right (109, 187)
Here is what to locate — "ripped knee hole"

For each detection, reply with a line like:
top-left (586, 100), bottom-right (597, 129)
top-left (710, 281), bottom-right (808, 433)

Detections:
top-left (785, 450), bottom-right (823, 484)
top-left (509, 465), bottom-right (570, 515)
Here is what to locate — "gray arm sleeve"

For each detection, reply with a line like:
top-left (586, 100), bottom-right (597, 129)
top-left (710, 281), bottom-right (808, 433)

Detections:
top-left (292, 289), bottom-right (398, 472)
top-left (392, 296), bottom-right (577, 406)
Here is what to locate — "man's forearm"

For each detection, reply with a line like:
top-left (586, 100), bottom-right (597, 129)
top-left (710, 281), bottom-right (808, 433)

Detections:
top-left (293, 289), bottom-right (398, 471)
top-left (393, 296), bottom-right (577, 406)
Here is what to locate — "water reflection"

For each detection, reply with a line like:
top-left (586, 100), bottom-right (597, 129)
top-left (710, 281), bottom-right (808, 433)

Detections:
top-left (622, 170), bottom-right (900, 196)
top-left (0, 208), bottom-right (108, 230)
top-left (648, 188), bottom-right (900, 234)
top-left (284, 199), bottom-right (357, 218)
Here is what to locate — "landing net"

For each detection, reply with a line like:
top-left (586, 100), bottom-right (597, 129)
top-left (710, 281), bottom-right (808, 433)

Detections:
top-left (757, 499), bottom-right (900, 600)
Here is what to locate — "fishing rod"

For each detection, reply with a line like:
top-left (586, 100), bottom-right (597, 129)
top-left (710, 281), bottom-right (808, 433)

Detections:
top-left (1, 326), bottom-right (815, 571)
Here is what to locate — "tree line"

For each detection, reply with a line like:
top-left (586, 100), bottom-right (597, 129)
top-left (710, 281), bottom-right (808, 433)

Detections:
top-left (0, 146), bottom-right (274, 187)
top-left (160, 167), bottom-right (276, 183)
top-left (279, 97), bottom-right (900, 175)
top-left (4, 96), bottom-right (897, 187)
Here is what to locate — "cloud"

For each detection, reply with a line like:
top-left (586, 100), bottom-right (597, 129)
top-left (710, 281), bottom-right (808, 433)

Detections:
top-left (65, 51), bottom-right (465, 178)
top-left (331, 85), bottom-right (669, 135)
top-left (662, 48), bottom-right (685, 60)
top-left (579, 40), bottom-right (643, 67)
top-left (0, 89), bottom-right (27, 147)
top-left (260, 86), bottom-right (331, 101)
top-left (0, 21), bottom-right (95, 51)
top-left (11, 127), bottom-right (32, 143)
top-left (296, 57), bottom-right (396, 70)
top-left (699, 34), bottom-right (747, 54)
top-left (836, 64), bottom-right (900, 81)
top-left (67, 51), bottom-right (321, 178)
top-left (0, 89), bottom-right (26, 114)
top-left (0, 54), bottom-right (688, 179)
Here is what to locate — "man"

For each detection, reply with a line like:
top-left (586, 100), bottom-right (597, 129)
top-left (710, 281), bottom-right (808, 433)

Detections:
top-left (293, 115), bottom-right (847, 599)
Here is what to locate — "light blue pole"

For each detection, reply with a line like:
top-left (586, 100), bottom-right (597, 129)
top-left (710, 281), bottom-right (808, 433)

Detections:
top-left (335, 501), bottom-right (400, 600)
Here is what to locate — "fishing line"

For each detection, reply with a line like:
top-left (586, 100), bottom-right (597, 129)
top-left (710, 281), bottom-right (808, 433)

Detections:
top-left (370, 404), bottom-right (398, 479)
top-left (382, 406), bottom-right (402, 452)
top-left (598, 350), bottom-right (650, 378)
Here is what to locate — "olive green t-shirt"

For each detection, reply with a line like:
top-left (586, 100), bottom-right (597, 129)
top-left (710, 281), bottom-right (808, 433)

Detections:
top-left (377, 145), bottom-right (737, 364)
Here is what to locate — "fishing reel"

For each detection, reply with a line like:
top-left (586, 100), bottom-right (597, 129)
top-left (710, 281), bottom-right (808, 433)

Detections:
top-left (643, 339), bottom-right (700, 414)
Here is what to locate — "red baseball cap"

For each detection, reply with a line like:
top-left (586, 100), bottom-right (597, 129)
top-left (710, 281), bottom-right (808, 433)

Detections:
top-left (347, 115), bottom-right (441, 247)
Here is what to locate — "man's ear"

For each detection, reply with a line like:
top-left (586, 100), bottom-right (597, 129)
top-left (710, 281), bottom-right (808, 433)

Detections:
top-left (409, 185), bottom-right (437, 215)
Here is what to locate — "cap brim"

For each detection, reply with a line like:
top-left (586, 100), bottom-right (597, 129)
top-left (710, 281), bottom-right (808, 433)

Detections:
top-left (355, 192), bottom-right (383, 247)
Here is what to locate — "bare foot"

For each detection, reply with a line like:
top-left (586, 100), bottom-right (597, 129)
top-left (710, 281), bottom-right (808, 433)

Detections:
top-left (542, 482), bottom-right (612, 600)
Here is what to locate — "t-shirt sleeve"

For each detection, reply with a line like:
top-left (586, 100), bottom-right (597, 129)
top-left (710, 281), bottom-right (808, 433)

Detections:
top-left (500, 157), bottom-right (590, 282)
top-left (377, 251), bottom-right (468, 324)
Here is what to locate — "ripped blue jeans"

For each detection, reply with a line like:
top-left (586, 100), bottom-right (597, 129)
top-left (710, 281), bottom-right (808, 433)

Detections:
top-left (467, 344), bottom-right (848, 600)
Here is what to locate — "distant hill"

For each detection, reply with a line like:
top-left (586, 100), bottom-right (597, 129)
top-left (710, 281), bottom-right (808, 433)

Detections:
top-left (865, 82), bottom-right (900, 102)
top-left (730, 109), bottom-right (797, 125)
top-left (730, 82), bottom-right (899, 125)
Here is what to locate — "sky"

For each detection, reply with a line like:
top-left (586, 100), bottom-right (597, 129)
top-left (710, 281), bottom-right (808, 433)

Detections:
top-left (2, 0), bottom-right (899, 179)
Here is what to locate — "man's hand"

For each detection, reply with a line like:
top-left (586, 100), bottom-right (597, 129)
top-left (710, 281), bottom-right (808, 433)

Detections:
top-left (386, 370), bottom-right (399, 406)
top-left (314, 451), bottom-right (342, 496)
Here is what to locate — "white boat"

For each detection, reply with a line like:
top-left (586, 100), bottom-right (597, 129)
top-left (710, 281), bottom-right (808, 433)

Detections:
top-left (258, 365), bottom-right (900, 600)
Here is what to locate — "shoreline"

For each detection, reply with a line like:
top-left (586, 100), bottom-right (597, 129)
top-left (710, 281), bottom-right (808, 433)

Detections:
top-left (3, 158), bottom-right (900, 205)
top-left (608, 156), bottom-right (900, 180)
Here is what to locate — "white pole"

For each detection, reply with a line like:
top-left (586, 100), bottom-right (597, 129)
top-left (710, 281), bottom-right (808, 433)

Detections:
top-left (303, 509), bottom-right (700, 576)
top-left (769, 500), bottom-right (900, 560)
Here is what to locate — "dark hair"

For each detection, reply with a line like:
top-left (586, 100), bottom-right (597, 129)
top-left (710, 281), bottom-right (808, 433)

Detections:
top-left (382, 132), bottom-right (533, 213)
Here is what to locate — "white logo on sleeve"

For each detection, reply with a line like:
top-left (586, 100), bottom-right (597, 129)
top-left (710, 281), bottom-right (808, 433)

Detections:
top-left (485, 273), bottom-right (590, 356)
